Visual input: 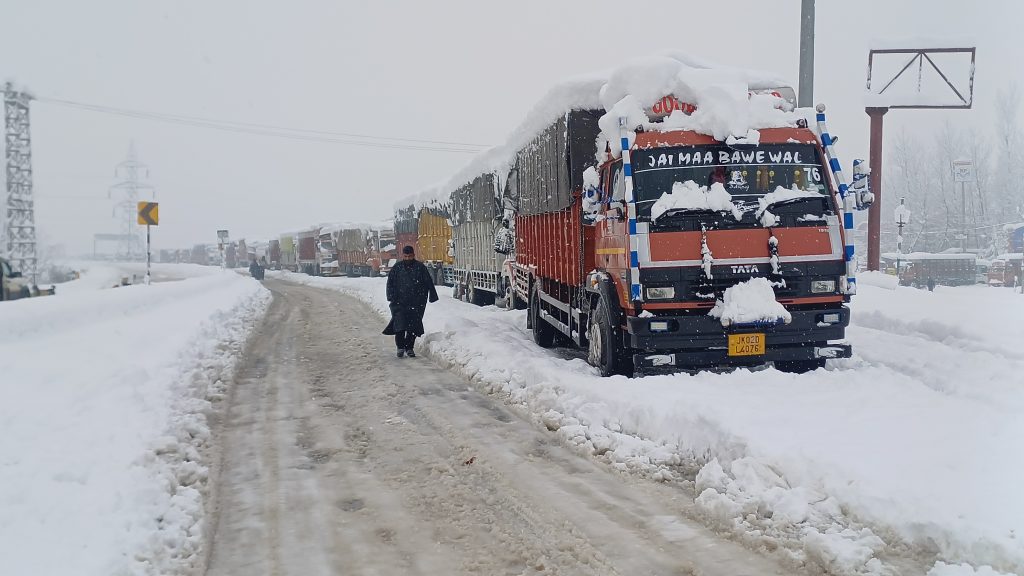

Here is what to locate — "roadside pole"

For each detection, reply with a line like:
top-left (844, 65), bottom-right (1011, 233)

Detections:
top-left (137, 201), bottom-right (159, 285)
top-left (146, 224), bottom-right (151, 285)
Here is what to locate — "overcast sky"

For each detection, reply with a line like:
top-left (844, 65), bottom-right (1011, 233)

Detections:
top-left (1, 0), bottom-right (1019, 254)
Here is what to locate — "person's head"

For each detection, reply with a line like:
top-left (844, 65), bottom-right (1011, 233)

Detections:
top-left (402, 245), bottom-right (415, 262)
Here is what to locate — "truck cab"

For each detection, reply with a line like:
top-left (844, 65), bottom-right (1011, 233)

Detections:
top-left (588, 126), bottom-right (850, 374)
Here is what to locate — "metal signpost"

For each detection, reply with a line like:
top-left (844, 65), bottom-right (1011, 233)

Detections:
top-left (137, 202), bottom-right (159, 284)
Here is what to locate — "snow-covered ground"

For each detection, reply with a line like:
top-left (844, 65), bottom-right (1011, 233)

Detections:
top-left (271, 270), bottom-right (1023, 576)
top-left (0, 267), bottom-right (270, 576)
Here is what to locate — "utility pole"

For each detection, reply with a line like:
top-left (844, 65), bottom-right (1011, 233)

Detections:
top-left (108, 142), bottom-right (154, 260)
top-left (4, 83), bottom-right (37, 281)
top-left (798, 0), bottom-right (816, 108)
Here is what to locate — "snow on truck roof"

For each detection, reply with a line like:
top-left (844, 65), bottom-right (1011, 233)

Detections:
top-left (396, 52), bottom-right (801, 212)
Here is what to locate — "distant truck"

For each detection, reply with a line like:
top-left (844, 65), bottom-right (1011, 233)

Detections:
top-left (279, 234), bottom-right (297, 271)
top-left (884, 253), bottom-right (976, 287)
top-left (268, 239), bottom-right (282, 269)
top-left (987, 255), bottom-right (1022, 287)
top-left (297, 229), bottom-right (319, 275)
top-left (450, 172), bottom-right (510, 306)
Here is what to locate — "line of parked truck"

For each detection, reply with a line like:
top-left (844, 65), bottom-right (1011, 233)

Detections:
top-left (233, 56), bottom-right (1022, 376)
top-left (254, 55), bottom-right (879, 376)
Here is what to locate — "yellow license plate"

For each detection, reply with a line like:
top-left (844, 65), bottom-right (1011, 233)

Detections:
top-left (728, 333), bottom-right (765, 356)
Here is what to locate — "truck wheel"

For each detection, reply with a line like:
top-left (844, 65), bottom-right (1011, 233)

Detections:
top-left (530, 285), bottom-right (555, 348)
top-left (496, 277), bottom-right (520, 310)
top-left (774, 359), bottom-right (826, 373)
top-left (586, 295), bottom-right (633, 377)
top-left (469, 284), bottom-right (486, 306)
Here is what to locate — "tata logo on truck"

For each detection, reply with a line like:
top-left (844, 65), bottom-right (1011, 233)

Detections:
top-left (730, 265), bottom-right (761, 275)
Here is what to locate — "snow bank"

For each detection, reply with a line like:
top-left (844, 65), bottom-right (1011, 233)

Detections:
top-left (274, 271), bottom-right (1024, 576)
top-left (0, 271), bottom-right (270, 576)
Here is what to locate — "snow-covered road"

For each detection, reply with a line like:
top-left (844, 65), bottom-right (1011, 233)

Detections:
top-left (0, 268), bottom-right (269, 576)
top-left (206, 280), bottom-right (799, 576)
top-left (271, 271), bottom-right (1023, 576)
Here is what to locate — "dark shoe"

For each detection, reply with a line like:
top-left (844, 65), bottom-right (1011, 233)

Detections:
top-left (406, 348), bottom-right (416, 358)
top-left (397, 349), bottom-right (405, 358)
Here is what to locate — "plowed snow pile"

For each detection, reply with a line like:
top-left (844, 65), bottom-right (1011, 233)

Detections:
top-left (0, 269), bottom-right (269, 576)
top-left (277, 270), bottom-right (1023, 576)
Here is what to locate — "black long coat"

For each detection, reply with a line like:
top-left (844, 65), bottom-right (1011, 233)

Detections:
top-left (382, 260), bottom-right (439, 336)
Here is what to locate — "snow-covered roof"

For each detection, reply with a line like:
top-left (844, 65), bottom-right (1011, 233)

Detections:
top-left (881, 252), bottom-right (976, 261)
top-left (400, 52), bottom-right (799, 212)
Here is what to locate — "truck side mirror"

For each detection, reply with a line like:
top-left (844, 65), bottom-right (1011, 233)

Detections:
top-left (851, 159), bottom-right (874, 209)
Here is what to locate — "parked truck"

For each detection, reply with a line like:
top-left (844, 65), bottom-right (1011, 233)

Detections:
top-left (418, 207), bottom-right (454, 285)
top-left (395, 204), bottom-right (419, 258)
top-left (268, 239), bottom-right (282, 269)
top-left (450, 172), bottom-right (510, 306)
top-left (279, 234), bottom-right (297, 271)
top-left (884, 253), bottom-right (976, 287)
top-left (297, 228), bottom-right (319, 275)
top-left (988, 255), bottom-right (1022, 287)
top-left (499, 80), bottom-right (867, 376)
top-left (334, 227), bottom-right (372, 277)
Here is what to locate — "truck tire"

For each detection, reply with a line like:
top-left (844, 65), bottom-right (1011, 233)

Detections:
top-left (774, 359), bottom-right (826, 373)
top-left (469, 284), bottom-right (489, 307)
top-left (586, 294), bottom-right (633, 377)
top-left (529, 285), bottom-right (555, 348)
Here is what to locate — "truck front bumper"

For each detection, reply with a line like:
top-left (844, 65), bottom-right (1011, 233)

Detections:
top-left (626, 306), bottom-right (852, 369)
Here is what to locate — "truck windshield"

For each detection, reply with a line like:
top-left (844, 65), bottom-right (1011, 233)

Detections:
top-left (630, 144), bottom-right (828, 218)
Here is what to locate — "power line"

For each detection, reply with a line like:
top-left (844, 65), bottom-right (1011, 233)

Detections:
top-left (34, 96), bottom-right (491, 153)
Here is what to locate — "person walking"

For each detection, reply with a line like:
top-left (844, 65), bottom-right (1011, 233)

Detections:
top-left (383, 245), bottom-right (439, 357)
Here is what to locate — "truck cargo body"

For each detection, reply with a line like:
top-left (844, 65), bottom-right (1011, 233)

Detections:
top-left (236, 240), bottom-right (248, 267)
top-left (278, 235), bottom-right (297, 271)
top-left (451, 173), bottom-right (508, 304)
top-left (268, 240), bottom-right (282, 269)
top-left (987, 255), bottom-right (1022, 287)
top-left (417, 208), bottom-right (454, 285)
top-left (514, 110), bottom-right (851, 375)
top-left (225, 243), bottom-right (238, 269)
top-left (333, 228), bottom-right (374, 277)
top-left (297, 229), bottom-right (319, 276)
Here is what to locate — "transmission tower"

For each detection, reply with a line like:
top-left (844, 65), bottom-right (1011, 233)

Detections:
top-left (108, 142), bottom-right (154, 260)
top-left (4, 83), bottom-right (36, 280)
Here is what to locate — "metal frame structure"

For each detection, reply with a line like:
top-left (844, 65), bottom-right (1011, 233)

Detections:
top-left (864, 47), bottom-right (976, 270)
top-left (867, 48), bottom-right (976, 109)
top-left (4, 84), bottom-right (36, 281)
top-left (108, 142), bottom-right (154, 260)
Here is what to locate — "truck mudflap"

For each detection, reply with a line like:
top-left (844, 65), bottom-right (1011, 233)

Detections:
top-left (626, 306), bottom-right (852, 369)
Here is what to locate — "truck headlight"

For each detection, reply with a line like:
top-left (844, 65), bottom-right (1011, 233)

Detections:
top-left (645, 286), bottom-right (675, 299)
top-left (811, 280), bottom-right (836, 293)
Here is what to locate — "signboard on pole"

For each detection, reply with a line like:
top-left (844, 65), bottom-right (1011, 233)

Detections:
top-left (137, 202), bottom-right (159, 226)
top-left (952, 159), bottom-right (976, 183)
